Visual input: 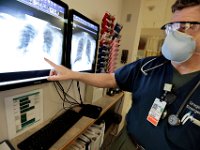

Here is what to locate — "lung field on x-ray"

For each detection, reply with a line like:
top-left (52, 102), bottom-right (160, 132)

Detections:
top-left (86, 39), bottom-right (91, 63)
top-left (18, 24), bottom-right (37, 53)
top-left (74, 35), bottom-right (93, 64)
top-left (43, 27), bottom-right (53, 53)
top-left (18, 23), bottom-right (55, 54)
top-left (74, 38), bottom-right (84, 63)
top-left (71, 31), bottom-right (96, 71)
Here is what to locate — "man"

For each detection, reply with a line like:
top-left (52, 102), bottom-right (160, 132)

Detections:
top-left (45, 0), bottom-right (200, 149)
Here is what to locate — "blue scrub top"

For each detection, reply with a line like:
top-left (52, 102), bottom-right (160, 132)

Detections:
top-left (115, 56), bottom-right (200, 150)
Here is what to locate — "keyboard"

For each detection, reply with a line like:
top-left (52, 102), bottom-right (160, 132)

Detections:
top-left (17, 109), bottom-right (82, 150)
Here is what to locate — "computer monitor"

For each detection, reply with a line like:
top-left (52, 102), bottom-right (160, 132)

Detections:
top-left (0, 0), bottom-right (68, 91)
top-left (66, 9), bottom-right (99, 72)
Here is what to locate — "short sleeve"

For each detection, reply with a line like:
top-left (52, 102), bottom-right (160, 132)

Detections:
top-left (114, 60), bottom-right (142, 92)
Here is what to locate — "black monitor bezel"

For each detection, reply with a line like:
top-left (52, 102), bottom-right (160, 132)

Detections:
top-left (66, 9), bottom-right (99, 73)
top-left (0, 0), bottom-right (69, 91)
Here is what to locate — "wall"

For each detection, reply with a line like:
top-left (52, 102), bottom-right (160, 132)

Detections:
top-left (118, 0), bottom-right (144, 65)
top-left (62, 0), bottom-right (123, 25)
top-left (0, 0), bottom-right (123, 141)
top-left (141, 0), bottom-right (174, 28)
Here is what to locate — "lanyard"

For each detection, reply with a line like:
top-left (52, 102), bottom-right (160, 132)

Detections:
top-left (168, 80), bottom-right (200, 126)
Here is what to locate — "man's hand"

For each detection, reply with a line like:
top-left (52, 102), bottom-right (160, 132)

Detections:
top-left (44, 58), bottom-right (76, 81)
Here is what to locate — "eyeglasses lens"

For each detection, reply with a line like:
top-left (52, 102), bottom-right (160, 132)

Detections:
top-left (164, 22), bottom-right (200, 34)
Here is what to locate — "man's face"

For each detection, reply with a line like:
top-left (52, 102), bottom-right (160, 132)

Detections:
top-left (171, 5), bottom-right (200, 52)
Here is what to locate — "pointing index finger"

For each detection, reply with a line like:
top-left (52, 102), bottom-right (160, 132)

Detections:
top-left (44, 57), bottom-right (57, 68)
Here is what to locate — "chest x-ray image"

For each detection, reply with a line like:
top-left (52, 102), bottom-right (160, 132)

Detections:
top-left (0, 12), bottom-right (63, 73)
top-left (71, 32), bottom-right (96, 71)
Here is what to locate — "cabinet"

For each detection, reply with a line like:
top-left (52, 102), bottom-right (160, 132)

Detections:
top-left (11, 92), bottom-right (124, 150)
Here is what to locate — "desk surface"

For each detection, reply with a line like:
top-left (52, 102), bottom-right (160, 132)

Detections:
top-left (11, 92), bottom-right (124, 150)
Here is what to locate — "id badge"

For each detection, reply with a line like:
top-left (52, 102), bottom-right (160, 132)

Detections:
top-left (147, 98), bottom-right (166, 126)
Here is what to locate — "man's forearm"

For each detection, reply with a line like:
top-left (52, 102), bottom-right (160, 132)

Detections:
top-left (73, 72), bottom-right (117, 88)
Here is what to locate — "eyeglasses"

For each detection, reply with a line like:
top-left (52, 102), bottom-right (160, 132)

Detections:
top-left (161, 21), bottom-right (200, 34)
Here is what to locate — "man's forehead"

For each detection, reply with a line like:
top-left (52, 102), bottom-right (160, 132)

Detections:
top-left (171, 5), bottom-right (200, 22)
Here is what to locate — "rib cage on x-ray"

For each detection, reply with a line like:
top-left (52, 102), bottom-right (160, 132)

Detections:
top-left (18, 24), bottom-right (54, 54)
top-left (71, 32), bottom-right (96, 71)
top-left (74, 38), bottom-right (92, 64)
top-left (18, 24), bottom-right (37, 53)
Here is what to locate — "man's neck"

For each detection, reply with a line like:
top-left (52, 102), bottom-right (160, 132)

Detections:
top-left (172, 53), bottom-right (200, 74)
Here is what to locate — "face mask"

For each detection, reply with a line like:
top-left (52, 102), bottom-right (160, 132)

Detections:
top-left (161, 30), bottom-right (196, 63)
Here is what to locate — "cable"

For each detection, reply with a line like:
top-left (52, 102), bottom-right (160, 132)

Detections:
top-left (77, 81), bottom-right (83, 104)
top-left (66, 80), bottom-right (74, 93)
top-left (53, 81), bottom-right (80, 109)
top-left (56, 81), bottom-right (80, 105)
top-left (53, 81), bottom-right (76, 105)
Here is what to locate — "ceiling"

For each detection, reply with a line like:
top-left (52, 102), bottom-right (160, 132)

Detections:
top-left (141, 0), bottom-right (175, 28)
